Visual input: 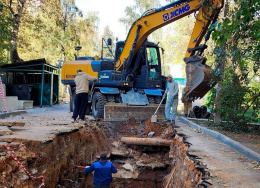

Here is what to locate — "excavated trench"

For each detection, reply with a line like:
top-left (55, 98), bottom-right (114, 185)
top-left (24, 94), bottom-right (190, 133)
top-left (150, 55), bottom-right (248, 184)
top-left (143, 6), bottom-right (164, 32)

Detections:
top-left (0, 120), bottom-right (210, 188)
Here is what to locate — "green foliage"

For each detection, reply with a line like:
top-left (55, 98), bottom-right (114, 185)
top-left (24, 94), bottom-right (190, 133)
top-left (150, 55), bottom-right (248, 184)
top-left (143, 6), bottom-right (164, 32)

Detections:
top-left (205, 87), bottom-right (216, 111)
top-left (208, 0), bottom-right (260, 125)
top-left (0, 0), bottom-right (99, 65)
top-left (100, 26), bottom-right (115, 59)
top-left (119, 0), bottom-right (161, 32)
top-left (0, 1), bottom-right (12, 63)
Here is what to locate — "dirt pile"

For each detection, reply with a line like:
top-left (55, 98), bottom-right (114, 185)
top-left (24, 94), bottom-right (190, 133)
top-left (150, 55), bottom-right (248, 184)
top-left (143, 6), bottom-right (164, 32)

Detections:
top-left (102, 118), bottom-right (174, 139)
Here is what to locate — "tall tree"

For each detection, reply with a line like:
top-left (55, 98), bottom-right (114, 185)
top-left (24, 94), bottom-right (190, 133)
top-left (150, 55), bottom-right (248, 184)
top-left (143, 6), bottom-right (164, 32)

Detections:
top-left (59, 0), bottom-right (83, 61)
top-left (119, 0), bottom-right (161, 32)
top-left (100, 25), bottom-right (115, 59)
top-left (213, 1), bottom-right (229, 123)
top-left (0, 1), bottom-right (12, 63)
top-left (3, 0), bottom-right (28, 63)
top-left (17, 0), bottom-right (99, 64)
top-left (206, 0), bottom-right (260, 126)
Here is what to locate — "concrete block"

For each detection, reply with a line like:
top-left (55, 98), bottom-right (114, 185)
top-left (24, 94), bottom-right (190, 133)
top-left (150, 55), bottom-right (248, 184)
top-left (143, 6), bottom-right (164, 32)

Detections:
top-left (18, 100), bottom-right (33, 110)
top-left (104, 104), bottom-right (165, 121)
top-left (0, 96), bottom-right (19, 112)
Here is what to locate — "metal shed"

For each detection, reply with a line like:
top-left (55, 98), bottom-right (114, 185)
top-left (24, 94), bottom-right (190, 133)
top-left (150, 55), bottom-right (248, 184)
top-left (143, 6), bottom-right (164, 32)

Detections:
top-left (0, 59), bottom-right (59, 106)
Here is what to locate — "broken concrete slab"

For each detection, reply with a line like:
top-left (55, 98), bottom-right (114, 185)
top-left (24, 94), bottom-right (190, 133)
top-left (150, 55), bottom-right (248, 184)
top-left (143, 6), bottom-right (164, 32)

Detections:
top-left (122, 163), bottom-right (134, 172)
top-left (0, 141), bottom-right (20, 148)
top-left (113, 170), bottom-right (138, 179)
top-left (0, 122), bottom-right (25, 127)
top-left (112, 141), bottom-right (119, 148)
top-left (0, 110), bottom-right (26, 119)
top-left (136, 160), bottom-right (169, 169)
top-left (0, 127), bottom-right (12, 136)
top-left (110, 150), bottom-right (127, 157)
top-left (148, 132), bottom-right (155, 138)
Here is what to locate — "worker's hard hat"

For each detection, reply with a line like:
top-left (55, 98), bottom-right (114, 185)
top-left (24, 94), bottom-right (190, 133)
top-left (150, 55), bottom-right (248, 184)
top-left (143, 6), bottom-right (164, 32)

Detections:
top-left (167, 74), bottom-right (173, 78)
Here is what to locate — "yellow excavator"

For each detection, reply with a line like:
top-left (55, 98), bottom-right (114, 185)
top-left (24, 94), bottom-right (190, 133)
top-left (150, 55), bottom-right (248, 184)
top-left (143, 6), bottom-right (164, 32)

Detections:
top-left (61, 0), bottom-right (224, 120)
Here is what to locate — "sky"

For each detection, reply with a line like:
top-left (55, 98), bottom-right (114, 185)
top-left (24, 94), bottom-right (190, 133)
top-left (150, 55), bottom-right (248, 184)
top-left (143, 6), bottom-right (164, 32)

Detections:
top-left (75, 0), bottom-right (169, 41)
top-left (75, 0), bottom-right (135, 41)
top-left (74, 0), bottom-right (183, 76)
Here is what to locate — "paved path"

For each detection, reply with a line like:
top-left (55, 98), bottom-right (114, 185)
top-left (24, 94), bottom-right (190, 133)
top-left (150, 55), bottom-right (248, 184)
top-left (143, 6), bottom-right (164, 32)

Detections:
top-left (176, 118), bottom-right (260, 188)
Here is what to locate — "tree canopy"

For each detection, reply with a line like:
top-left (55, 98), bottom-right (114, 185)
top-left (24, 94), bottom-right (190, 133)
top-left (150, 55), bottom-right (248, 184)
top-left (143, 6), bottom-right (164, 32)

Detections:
top-left (0, 0), bottom-right (100, 64)
top-left (206, 0), bottom-right (260, 126)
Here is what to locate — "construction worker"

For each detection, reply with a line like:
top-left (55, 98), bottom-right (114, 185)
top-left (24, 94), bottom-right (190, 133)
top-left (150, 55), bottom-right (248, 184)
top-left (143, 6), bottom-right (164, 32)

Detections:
top-left (71, 69), bottom-right (97, 123)
top-left (164, 74), bottom-right (179, 122)
top-left (84, 152), bottom-right (118, 188)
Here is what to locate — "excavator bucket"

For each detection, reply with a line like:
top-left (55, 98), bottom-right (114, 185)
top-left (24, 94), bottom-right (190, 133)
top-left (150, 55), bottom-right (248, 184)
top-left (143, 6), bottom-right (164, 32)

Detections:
top-left (182, 56), bottom-right (216, 101)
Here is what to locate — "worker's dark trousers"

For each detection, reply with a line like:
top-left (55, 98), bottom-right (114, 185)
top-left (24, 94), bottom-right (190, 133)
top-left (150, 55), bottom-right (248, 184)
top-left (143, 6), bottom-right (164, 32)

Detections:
top-left (94, 184), bottom-right (110, 188)
top-left (72, 93), bottom-right (88, 120)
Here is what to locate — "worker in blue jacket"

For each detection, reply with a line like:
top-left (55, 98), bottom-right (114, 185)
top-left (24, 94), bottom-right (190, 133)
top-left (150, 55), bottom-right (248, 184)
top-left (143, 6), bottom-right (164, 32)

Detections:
top-left (84, 152), bottom-right (117, 188)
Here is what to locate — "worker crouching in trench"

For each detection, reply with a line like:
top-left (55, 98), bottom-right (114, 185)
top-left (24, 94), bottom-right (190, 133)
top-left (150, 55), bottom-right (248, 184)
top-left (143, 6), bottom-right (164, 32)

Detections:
top-left (84, 152), bottom-right (118, 188)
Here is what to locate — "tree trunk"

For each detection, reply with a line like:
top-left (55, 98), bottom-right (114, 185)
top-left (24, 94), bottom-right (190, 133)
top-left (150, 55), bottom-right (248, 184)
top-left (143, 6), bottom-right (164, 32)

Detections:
top-left (10, 0), bottom-right (26, 63)
top-left (214, 83), bottom-right (222, 123)
top-left (214, 1), bottom-right (229, 123)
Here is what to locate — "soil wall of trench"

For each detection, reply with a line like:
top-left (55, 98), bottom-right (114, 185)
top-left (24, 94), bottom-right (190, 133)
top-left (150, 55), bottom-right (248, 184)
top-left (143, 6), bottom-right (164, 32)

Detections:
top-left (0, 122), bottom-right (209, 188)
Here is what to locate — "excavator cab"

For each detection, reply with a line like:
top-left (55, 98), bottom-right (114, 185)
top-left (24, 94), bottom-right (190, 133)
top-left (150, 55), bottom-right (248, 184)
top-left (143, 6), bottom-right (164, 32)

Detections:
top-left (147, 47), bottom-right (161, 81)
top-left (115, 41), bottom-right (163, 90)
top-left (132, 42), bottom-right (162, 89)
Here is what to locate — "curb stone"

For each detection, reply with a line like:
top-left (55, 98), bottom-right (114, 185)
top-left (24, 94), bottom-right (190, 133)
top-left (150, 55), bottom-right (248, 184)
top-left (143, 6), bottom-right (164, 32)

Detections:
top-left (179, 117), bottom-right (260, 163)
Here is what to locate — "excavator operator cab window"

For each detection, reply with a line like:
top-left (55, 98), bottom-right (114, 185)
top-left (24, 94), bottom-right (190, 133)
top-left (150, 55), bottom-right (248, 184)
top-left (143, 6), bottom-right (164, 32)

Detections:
top-left (147, 47), bottom-right (160, 81)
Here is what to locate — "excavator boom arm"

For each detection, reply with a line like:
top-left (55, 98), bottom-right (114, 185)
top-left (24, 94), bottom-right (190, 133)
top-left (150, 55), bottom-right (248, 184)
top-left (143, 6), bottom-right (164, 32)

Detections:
top-left (116, 0), bottom-right (224, 71)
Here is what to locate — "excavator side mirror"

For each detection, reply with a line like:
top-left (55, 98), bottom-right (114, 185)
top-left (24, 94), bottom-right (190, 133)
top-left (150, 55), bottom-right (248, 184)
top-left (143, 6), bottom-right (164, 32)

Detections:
top-left (107, 38), bottom-right (112, 46)
top-left (75, 46), bottom-right (82, 59)
top-left (161, 47), bottom-right (165, 55)
top-left (75, 46), bottom-right (82, 51)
